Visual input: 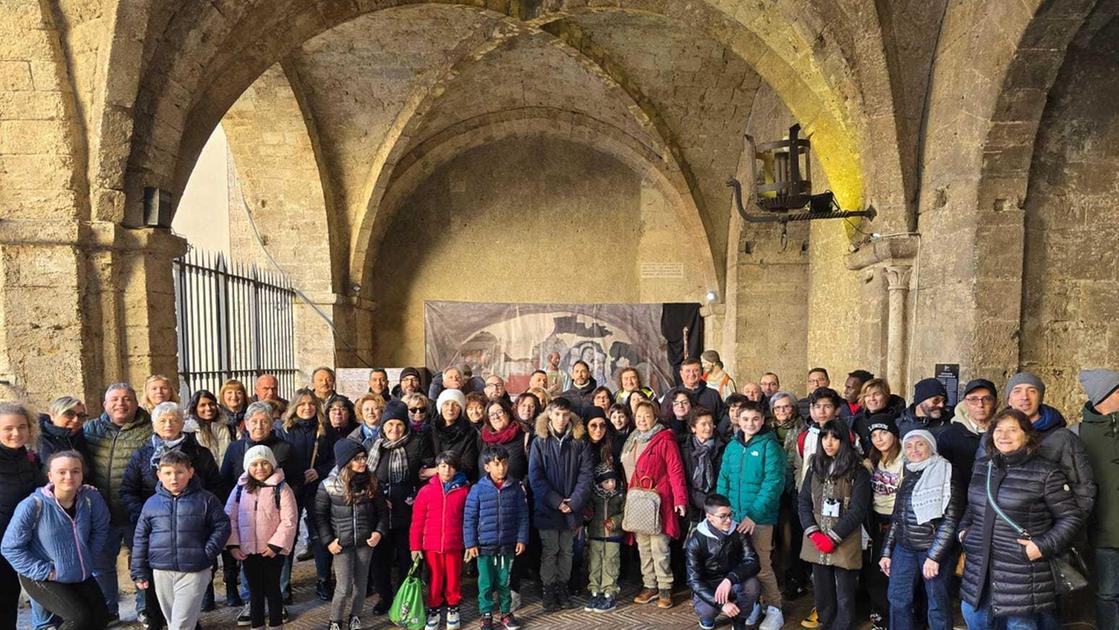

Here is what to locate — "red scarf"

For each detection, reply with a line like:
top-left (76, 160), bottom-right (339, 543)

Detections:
top-left (481, 422), bottom-right (522, 445)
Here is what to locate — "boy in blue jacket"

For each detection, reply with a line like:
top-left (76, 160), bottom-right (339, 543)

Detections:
top-left (464, 445), bottom-right (529, 630)
top-left (131, 450), bottom-right (230, 630)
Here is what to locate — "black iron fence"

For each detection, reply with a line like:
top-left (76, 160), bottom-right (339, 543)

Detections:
top-left (173, 248), bottom-right (298, 399)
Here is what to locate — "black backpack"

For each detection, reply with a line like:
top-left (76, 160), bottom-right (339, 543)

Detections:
top-left (234, 479), bottom-right (285, 510)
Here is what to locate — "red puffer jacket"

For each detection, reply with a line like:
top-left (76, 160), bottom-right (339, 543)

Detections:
top-left (627, 428), bottom-right (688, 539)
top-left (409, 474), bottom-right (469, 553)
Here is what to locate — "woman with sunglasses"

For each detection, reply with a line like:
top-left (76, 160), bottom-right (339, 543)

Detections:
top-left (38, 396), bottom-right (91, 467)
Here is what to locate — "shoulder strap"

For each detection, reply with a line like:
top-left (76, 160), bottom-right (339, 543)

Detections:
top-left (985, 460), bottom-right (1030, 538)
top-left (273, 479), bottom-right (285, 509)
top-left (235, 484), bottom-right (244, 504)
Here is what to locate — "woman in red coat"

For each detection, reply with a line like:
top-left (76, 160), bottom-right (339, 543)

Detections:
top-left (620, 399), bottom-right (687, 609)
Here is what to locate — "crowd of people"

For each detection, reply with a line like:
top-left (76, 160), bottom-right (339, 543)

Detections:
top-left (0, 354), bottom-right (1117, 630)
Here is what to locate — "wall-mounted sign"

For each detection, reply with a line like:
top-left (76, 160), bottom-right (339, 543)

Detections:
top-left (935, 363), bottom-right (960, 408)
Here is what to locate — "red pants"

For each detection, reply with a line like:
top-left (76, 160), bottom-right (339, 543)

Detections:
top-left (425, 551), bottom-right (463, 608)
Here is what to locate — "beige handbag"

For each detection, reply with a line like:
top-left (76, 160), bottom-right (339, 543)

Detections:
top-left (622, 476), bottom-right (662, 535)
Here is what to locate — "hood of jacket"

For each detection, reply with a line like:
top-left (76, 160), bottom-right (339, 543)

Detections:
top-left (695, 518), bottom-right (738, 540)
top-left (534, 414), bottom-right (586, 440)
top-left (39, 414), bottom-right (79, 440)
top-left (951, 401), bottom-right (984, 435)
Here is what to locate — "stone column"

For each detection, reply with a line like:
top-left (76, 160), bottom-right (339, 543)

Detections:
top-left (884, 265), bottom-right (913, 394)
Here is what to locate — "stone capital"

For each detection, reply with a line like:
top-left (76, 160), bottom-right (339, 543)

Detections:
top-left (884, 265), bottom-right (913, 291)
top-left (845, 234), bottom-right (919, 271)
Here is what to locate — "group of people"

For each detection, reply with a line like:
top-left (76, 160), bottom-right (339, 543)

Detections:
top-left (0, 355), bottom-right (1117, 630)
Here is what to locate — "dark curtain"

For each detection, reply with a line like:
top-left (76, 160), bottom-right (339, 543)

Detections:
top-left (660, 303), bottom-right (703, 387)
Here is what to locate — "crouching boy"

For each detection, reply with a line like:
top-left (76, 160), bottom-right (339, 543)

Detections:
top-left (685, 494), bottom-right (761, 630)
top-left (132, 450), bottom-right (231, 630)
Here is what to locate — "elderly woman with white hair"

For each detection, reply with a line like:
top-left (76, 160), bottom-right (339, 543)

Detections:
top-left (120, 401), bottom-right (225, 621)
top-left (878, 430), bottom-right (961, 630)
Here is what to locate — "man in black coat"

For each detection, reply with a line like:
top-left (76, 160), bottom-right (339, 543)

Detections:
top-left (661, 359), bottom-right (724, 420)
top-left (560, 360), bottom-right (599, 418)
top-left (937, 379), bottom-right (997, 493)
top-left (685, 493), bottom-right (761, 630)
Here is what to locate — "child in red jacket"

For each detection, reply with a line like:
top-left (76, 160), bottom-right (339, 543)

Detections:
top-left (410, 451), bottom-right (470, 630)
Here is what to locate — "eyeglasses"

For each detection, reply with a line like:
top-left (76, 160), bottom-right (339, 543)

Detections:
top-left (587, 422), bottom-right (606, 430)
top-left (709, 512), bottom-right (732, 521)
top-left (488, 411), bottom-right (507, 419)
top-left (965, 396), bottom-right (995, 404)
top-left (672, 400), bottom-right (690, 407)
top-left (772, 404), bottom-right (793, 411)
top-left (408, 407), bottom-right (427, 414)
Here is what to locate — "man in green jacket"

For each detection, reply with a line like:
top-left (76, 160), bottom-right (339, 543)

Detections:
top-left (83, 382), bottom-right (152, 622)
top-left (716, 400), bottom-right (785, 630)
top-left (1078, 369), bottom-right (1119, 629)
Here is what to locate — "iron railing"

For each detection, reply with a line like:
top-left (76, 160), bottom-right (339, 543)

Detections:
top-left (173, 248), bottom-right (297, 400)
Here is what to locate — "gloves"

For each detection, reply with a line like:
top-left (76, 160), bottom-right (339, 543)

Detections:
top-left (810, 531), bottom-right (836, 554)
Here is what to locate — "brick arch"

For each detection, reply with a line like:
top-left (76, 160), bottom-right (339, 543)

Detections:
top-left (351, 107), bottom-right (721, 299)
top-left (106, 0), bottom-right (879, 233)
top-left (911, 0), bottom-right (1102, 385)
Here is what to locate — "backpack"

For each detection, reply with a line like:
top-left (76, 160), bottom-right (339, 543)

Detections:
top-left (234, 479), bottom-right (285, 510)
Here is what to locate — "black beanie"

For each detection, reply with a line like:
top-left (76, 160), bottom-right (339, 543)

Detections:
top-left (334, 438), bottom-right (366, 470)
top-left (866, 412), bottom-right (899, 437)
top-left (382, 399), bottom-right (409, 424)
top-left (400, 367), bottom-right (421, 381)
top-left (913, 378), bottom-right (947, 406)
top-left (594, 462), bottom-right (618, 484)
top-left (585, 406), bottom-right (606, 421)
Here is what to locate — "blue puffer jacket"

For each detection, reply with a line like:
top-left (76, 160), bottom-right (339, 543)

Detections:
top-left (463, 475), bottom-right (530, 552)
top-left (130, 477), bottom-right (230, 579)
top-left (1, 484), bottom-right (110, 583)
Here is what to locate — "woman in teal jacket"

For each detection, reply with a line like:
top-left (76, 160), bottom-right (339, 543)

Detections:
top-left (715, 400), bottom-right (786, 630)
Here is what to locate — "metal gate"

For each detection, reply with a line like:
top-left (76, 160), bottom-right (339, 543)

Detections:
top-left (173, 248), bottom-right (298, 399)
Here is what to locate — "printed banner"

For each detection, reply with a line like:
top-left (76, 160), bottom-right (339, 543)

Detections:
top-left (424, 301), bottom-right (674, 394)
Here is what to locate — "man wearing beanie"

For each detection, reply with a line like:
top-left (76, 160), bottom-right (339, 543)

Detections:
top-left (895, 378), bottom-right (950, 439)
top-left (1079, 369), bottom-right (1119, 628)
top-left (1001, 371), bottom-right (1095, 516)
top-left (392, 367), bottom-right (423, 400)
top-left (937, 379), bottom-right (996, 492)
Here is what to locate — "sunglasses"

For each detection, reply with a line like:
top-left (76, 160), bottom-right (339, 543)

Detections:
top-left (408, 407), bottom-right (427, 414)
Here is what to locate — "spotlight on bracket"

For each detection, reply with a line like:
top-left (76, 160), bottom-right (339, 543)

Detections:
top-left (705, 290), bottom-right (718, 304)
top-left (727, 124), bottom-right (876, 224)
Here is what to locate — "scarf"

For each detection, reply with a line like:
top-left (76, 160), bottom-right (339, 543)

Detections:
top-left (903, 429), bottom-right (953, 524)
top-left (361, 424), bottom-right (380, 442)
top-left (149, 433), bottom-right (187, 469)
top-left (690, 436), bottom-right (717, 494)
top-left (481, 422), bottom-right (521, 446)
top-left (443, 471), bottom-right (469, 493)
top-left (369, 433), bottom-right (410, 485)
top-left (593, 479), bottom-right (621, 500)
top-left (800, 425), bottom-right (820, 480)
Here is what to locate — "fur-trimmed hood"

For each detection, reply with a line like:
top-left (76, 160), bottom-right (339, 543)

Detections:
top-left (534, 413), bottom-right (585, 441)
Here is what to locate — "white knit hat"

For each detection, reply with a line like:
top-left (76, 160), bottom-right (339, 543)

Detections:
top-left (243, 444), bottom-right (277, 471)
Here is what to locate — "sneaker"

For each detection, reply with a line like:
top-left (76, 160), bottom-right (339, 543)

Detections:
top-left (447, 605), bottom-right (461, 630)
top-left (801, 607), bottom-right (820, 629)
top-left (282, 606), bottom-right (290, 623)
top-left (584, 593), bottom-right (601, 612)
top-left (316, 579), bottom-right (333, 602)
top-left (236, 605), bottom-right (252, 627)
top-left (425, 610), bottom-right (441, 630)
top-left (138, 611), bottom-right (152, 630)
top-left (745, 602), bottom-right (763, 625)
top-left (349, 616), bottom-right (362, 630)
top-left (480, 614), bottom-right (494, 630)
top-left (633, 587), bottom-right (658, 604)
top-left (328, 622), bottom-right (343, 630)
top-left (500, 613), bottom-right (522, 630)
top-left (510, 590), bottom-right (521, 612)
top-left (759, 605), bottom-right (785, 630)
top-left (596, 595), bottom-right (617, 612)
top-left (296, 548), bottom-right (314, 562)
top-left (869, 613), bottom-right (887, 630)
top-left (656, 589), bottom-right (673, 609)
top-left (699, 619), bottom-right (716, 630)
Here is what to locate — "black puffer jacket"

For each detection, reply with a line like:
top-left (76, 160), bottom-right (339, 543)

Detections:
top-left (882, 466), bottom-right (961, 562)
top-left (959, 450), bottom-right (1084, 618)
top-left (314, 469), bottom-right (389, 550)
top-left (424, 417), bottom-right (479, 480)
top-left (0, 444), bottom-right (44, 536)
top-left (685, 519), bottom-right (760, 608)
top-left (37, 414), bottom-right (89, 471)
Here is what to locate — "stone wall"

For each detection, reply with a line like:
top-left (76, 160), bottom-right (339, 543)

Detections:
top-left (368, 134), bottom-right (708, 367)
top-left (1020, 18), bottom-right (1119, 419)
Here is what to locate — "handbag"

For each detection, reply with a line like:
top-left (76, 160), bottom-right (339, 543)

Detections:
top-left (622, 476), bottom-right (662, 535)
top-left (389, 557), bottom-right (427, 629)
top-left (984, 461), bottom-right (1088, 593)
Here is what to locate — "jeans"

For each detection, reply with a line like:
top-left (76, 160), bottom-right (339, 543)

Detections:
top-left (31, 597), bottom-right (61, 630)
top-left (92, 525), bottom-right (124, 616)
top-left (18, 576), bottom-right (109, 630)
top-left (692, 576), bottom-right (760, 622)
top-left (961, 592), bottom-right (1058, 630)
top-left (1098, 547), bottom-right (1119, 630)
top-left (330, 545), bottom-right (374, 621)
top-left (888, 545), bottom-right (952, 630)
top-left (811, 564), bottom-right (858, 630)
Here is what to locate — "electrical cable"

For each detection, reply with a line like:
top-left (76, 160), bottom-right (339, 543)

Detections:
top-left (235, 182), bottom-right (374, 369)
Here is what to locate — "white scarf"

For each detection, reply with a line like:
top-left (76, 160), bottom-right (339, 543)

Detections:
top-left (903, 430), bottom-right (953, 524)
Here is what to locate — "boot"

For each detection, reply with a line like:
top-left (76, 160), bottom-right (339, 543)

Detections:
top-left (542, 584), bottom-right (560, 612)
top-left (201, 582), bottom-right (215, 612)
top-left (225, 582), bottom-right (244, 607)
top-left (316, 578), bottom-right (333, 602)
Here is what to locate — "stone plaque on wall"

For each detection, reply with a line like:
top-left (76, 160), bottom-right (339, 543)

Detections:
top-left (640, 262), bottom-right (684, 279)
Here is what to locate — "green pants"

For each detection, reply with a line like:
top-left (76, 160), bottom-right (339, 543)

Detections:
top-left (477, 553), bottom-right (514, 615)
top-left (587, 540), bottom-right (621, 596)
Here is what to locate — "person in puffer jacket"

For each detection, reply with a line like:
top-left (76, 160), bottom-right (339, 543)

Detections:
top-left (464, 445), bottom-right (529, 630)
top-left (2, 450), bottom-right (110, 630)
top-left (131, 450), bottom-right (231, 630)
top-left (879, 430), bottom-right (961, 630)
top-left (225, 445), bottom-right (297, 630)
top-left (410, 451), bottom-right (470, 630)
top-left (315, 439), bottom-right (389, 630)
top-left (958, 408), bottom-right (1084, 629)
top-left (685, 493), bottom-right (761, 630)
